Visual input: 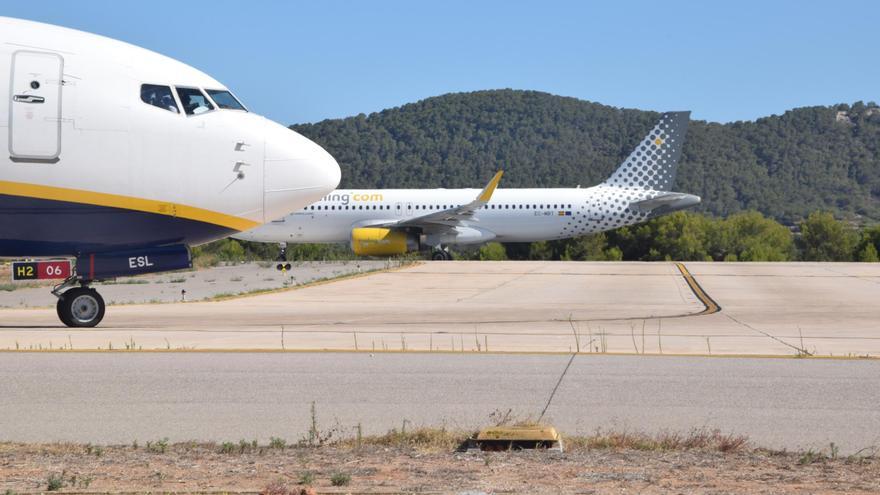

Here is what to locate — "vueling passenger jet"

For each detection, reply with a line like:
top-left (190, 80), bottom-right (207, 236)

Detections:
top-left (235, 112), bottom-right (700, 263)
top-left (0, 17), bottom-right (341, 326)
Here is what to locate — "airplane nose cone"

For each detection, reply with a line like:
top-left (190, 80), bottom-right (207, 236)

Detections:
top-left (263, 123), bottom-right (341, 222)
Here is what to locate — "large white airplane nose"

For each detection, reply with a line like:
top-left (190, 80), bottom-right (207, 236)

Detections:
top-left (263, 123), bottom-right (341, 222)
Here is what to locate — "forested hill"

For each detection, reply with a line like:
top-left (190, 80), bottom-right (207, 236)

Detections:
top-left (290, 90), bottom-right (880, 224)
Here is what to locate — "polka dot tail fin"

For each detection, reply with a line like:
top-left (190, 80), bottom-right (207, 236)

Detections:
top-left (603, 111), bottom-right (690, 192)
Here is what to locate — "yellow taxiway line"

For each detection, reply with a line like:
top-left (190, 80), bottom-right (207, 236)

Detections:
top-left (675, 262), bottom-right (721, 315)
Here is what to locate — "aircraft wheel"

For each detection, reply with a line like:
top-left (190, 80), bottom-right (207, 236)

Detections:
top-left (58, 287), bottom-right (105, 328)
top-left (431, 251), bottom-right (446, 261)
top-left (443, 251), bottom-right (454, 261)
top-left (285, 263), bottom-right (292, 271)
top-left (56, 297), bottom-right (73, 327)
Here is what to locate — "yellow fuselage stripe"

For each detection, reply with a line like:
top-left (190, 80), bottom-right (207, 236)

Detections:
top-left (0, 180), bottom-right (260, 232)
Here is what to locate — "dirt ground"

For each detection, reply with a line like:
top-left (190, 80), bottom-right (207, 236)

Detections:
top-left (1, 441), bottom-right (877, 494)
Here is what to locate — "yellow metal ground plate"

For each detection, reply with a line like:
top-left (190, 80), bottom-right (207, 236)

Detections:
top-left (476, 425), bottom-right (560, 442)
top-left (469, 425), bottom-right (563, 452)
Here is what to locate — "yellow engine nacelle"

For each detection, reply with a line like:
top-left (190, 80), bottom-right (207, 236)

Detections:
top-left (350, 228), bottom-right (419, 256)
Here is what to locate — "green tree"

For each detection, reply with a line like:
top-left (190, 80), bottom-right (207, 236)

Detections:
top-left (529, 241), bottom-right (554, 260)
top-left (708, 211), bottom-right (794, 261)
top-left (479, 242), bottom-right (508, 260)
top-left (798, 212), bottom-right (857, 261)
top-left (603, 246), bottom-right (623, 261)
top-left (854, 225), bottom-right (880, 262)
top-left (561, 234), bottom-right (607, 261)
top-left (217, 239), bottom-right (246, 262)
top-left (858, 243), bottom-right (879, 262)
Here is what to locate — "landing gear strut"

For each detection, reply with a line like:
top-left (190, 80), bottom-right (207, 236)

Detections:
top-left (276, 242), bottom-right (292, 271)
top-left (53, 277), bottom-right (105, 328)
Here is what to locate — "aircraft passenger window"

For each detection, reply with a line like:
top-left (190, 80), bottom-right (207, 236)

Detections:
top-left (331, 206), bottom-right (335, 210)
top-left (140, 84), bottom-right (179, 113)
top-left (175, 87), bottom-right (215, 115)
top-left (205, 89), bottom-right (247, 111)
top-left (396, 205), bottom-right (401, 210)
top-left (372, 205), bottom-right (377, 210)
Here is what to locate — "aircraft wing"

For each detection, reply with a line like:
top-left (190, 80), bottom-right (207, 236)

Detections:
top-left (369, 171), bottom-right (503, 233)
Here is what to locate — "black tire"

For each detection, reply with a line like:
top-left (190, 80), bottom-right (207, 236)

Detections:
top-left (284, 263), bottom-right (292, 271)
top-left (443, 251), bottom-right (454, 261)
top-left (56, 296), bottom-right (73, 327)
top-left (58, 287), bottom-right (105, 328)
top-left (276, 263), bottom-right (284, 271)
top-left (431, 251), bottom-right (446, 261)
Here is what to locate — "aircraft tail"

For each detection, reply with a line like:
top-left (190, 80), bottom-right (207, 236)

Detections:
top-left (603, 111), bottom-right (690, 191)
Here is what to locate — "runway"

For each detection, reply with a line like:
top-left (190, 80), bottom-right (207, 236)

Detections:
top-left (1, 261), bottom-right (879, 356)
top-left (1, 352), bottom-right (878, 453)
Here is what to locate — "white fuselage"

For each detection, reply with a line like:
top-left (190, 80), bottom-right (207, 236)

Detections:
top-left (237, 184), bottom-right (662, 245)
top-left (0, 17), bottom-right (340, 257)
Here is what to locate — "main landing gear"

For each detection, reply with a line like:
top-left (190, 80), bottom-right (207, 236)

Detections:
top-left (53, 277), bottom-right (105, 328)
top-left (276, 242), bottom-right (292, 271)
top-left (431, 248), bottom-right (453, 261)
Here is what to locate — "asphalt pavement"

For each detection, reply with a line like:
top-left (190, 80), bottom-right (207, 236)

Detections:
top-left (1, 352), bottom-right (877, 453)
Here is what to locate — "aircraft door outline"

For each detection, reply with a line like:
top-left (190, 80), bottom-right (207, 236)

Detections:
top-left (9, 50), bottom-right (64, 162)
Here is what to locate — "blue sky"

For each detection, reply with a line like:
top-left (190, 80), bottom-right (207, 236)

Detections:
top-left (3, 1), bottom-right (878, 124)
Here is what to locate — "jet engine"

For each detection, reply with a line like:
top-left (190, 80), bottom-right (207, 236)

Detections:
top-left (350, 228), bottom-right (419, 256)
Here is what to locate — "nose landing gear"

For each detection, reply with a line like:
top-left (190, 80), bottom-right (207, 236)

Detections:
top-left (276, 242), bottom-right (292, 271)
top-left (53, 277), bottom-right (105, 328)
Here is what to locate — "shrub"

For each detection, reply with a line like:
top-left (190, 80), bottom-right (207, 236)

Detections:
top-left (330, 472), bottom-right (351, 486)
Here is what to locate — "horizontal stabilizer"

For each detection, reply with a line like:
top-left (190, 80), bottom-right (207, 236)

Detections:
top-left (629, 192), bottom-right (701, 216)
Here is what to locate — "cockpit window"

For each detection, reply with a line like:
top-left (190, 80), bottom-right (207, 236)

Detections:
top-left (175, 86), bottom-right (215, 115)
top-left (140, 84), bottom-right (179, 113)
top-left (206, 89), bottom-right (247, 111)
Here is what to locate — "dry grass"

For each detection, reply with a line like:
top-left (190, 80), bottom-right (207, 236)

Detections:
top-left (566, 428), bottom-right (749, 453)
top-left (336, 426), bottom-right (467, 451)
top-left (0, 427), bottom-right (747, 456)
top-left (0, 431), bottom-right (876, 494)
top-left (331, 426), bottom-right (747, 454)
